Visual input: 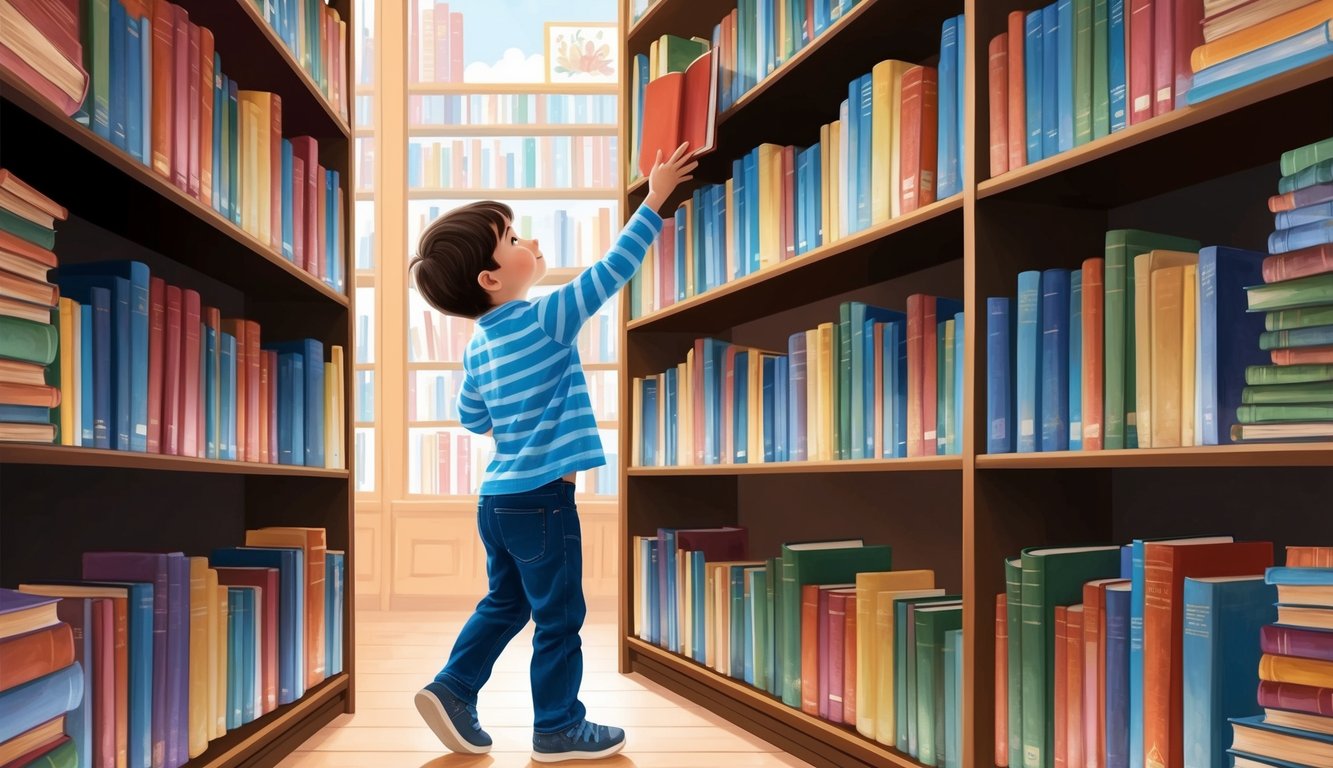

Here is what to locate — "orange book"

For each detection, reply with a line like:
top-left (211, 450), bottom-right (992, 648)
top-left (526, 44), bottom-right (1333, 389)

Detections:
top-left (149, 0), bottom-right (172, 178)
top-left (222, 319), bottom-right (247, 459)
top-left (1143, 541), bottom-right (1274, 768)
top-left (1067, 605), bottom-right (1085, 768)
top-left (988, 32), bottom-right (1009, 178)
top-left (1007, 12), bottom-right (1027, 171)
top-left (1287, 546), bottom-right (1333, 567)
top-left (844, 592), bottom-right (857, 727)
top-left (1055, 606), bottom-right (1069, 768)
top-left (0, 622), bottom-right (73, 691)
top-left (199, 27), bottom-right (214, 208)
top-left (1190, 0), bottom-right (1333, 71)
top-left (1082, 258), bottom-right (1105, 450)
top-left (0, 382), bottom-right (60, 408)
top-left (636, 49), bottom-right (717, 178)
top-left (1272, 346), bottom-right (1333, 364)
top-left (1150, 266), bottom-right (1187, 448)
top-left (1258, 653), bottom-right (1333, 687)
top-left (801, 583), bottom-right (820, 716)
top-left (899, 65), bottom-right (939, 214)
top-left (997, 593), bottom-right (1010, 767)
top-left (244, 527), bottom-right (327, 687)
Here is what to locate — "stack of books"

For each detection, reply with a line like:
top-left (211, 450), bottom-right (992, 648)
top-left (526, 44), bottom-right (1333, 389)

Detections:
top-left (0, 0), bottom-right (90, 117)
top-left (248, 0), bottom-right (350, 121)
top-left (1229, 554), bottom-right (1333, 767)
top-left (0, 170), bottom-right (66, 444)
top-left (1234, 135), bottom-right (1333, 442)
top-left (1186, 0), bottom-right (1333, 106)
top-left (0, 589), bottom-right (83, 768)
top-left (2, 529), bottom-right (346, 768)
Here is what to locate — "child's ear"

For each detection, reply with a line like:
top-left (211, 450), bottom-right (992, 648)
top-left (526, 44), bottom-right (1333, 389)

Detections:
top-left (477, 268), bottom-right (502, 294)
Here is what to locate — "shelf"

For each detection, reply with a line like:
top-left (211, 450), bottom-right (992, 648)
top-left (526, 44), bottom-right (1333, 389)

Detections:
top-left (625, 637), bottom-right (924, 768)
top-left (628, 456), bottom-right (962, 475)
top-left (976, 443), bottom-right (1333, 470)
top-left (372, 188), bottom-right (622, 201)
top-left (0, 445), bottom-right (351, 478)
top-left (408, 82), bottom-right (618, 96)
top-left (388, 124), bottom-right (618, 138)
top-left (0, 70), bottom-right (348, 308)
top-left (178, 0), bottom-right (350, 140)
top-left (190, 674), bottom-right (349, 768)
top-left (626, 197), bottom-right (964, 333)
top-left (977, 58), bottom-right (1333, 208)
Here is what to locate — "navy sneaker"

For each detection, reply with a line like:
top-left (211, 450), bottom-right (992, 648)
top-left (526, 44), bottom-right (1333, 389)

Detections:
top-left (531, 719), bottom-right (626, 762)
top-left (414, 681), bottom-right (492, 754)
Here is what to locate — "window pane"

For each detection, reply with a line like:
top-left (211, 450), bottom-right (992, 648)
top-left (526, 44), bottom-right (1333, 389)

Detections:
top-left (410, 370), bottom-right (465, 422)
top-left (409, 427), bottom-right (493, 495)
top-left (356, 136), bottom-right (376, 192)
top-left (356, 200), bottom-right (376, 270)
top-left (356, 371), bottom-right (375, 423)
top-left (355, 287), bottom-right (376, 363)
top-left (355, 428), bottom-right (376, 493)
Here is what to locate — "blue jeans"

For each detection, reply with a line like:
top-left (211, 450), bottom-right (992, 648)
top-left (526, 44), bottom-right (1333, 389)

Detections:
top-left (435, 479), bottom-right (588, 734)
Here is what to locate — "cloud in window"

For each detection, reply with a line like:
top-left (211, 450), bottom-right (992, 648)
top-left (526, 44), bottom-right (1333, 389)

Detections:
top-left (463, 47), bottom-right (545, 83)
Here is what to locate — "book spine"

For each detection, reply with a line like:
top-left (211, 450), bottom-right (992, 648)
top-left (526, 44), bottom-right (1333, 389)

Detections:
top-left (1057, 0), bottom-right (1075, 152)
top-left (1256, 680), bottom-right (1333, 716)
top-left (1092, 0), bottom-right (1110, 138)
top-left (1128, 0), bottom-right (1152, 124)
top-left (1008, 12), bottom-right (1028, 169)
top-left (1152, 0), bottom-right (1172, 116)
top-left (1017, 272), bottom-right (1042, 452)
top-left (1261, 624), bottom-right (1333, 663)
top-left (990, 33), bottom-right (1010, 178)
top-left (1083, 259), bottom-right (1105, 449)
top-left (1040, 269), bottom-right (1070, 451)
top-left (1026, 10), bottom-right (1045, 163)
top-left (989, 297), bottom-right (1014, 453)
top-left (1043, 5), bottom-right (1059, 158)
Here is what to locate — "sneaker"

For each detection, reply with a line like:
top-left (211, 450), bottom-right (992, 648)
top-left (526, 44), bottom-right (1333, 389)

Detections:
top-left (414, 681), bottom-right (492, 754)
top-left (531, 719), bottom-right (626, 762)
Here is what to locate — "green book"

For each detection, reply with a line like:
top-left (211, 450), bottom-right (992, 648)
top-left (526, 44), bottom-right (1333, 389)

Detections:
top-left (945, 628), bottom-right (964, 768)
top-left (1237, 403), bottom-right (1333, 422)
top-left (1267, 306), bottom-right (1333, 331)
top-left (1247, 272), bottom-right (1333, 312)
top-left (659, 35), bottom-right (710, 75)
top-left (1005, 557), bottom-right (1025, 768)
top-left (1091, 0), bottom-right (1110, 139)
top-left (0, 209), bottom-right (55, 251)
top-left (0, 315), bottom-right (59, 366)
top-left (628, 273), bottom-right (642, 319)
top-left (25, 739), bottom-right (77, 768)
top-left (766, 556), bottom-right (780, 697)
top-left (749, 567), bottom-right (768, 691)
top-left (80, 0), bottom-right (110, 135)
top-left (1073, 0), bottom-right (1094, 146)
top-left (839, 302), bottom-right (852, 459)
top-left (1247, 364), bottom-right (1333, 385)
top-left (897, 595), bottom-right (961, 755)
top-left (1279, 158), bottom-right (1333, 195)
top-left (1242, 382), bottom-right (1333, 404)
top-left (45, 306), bottom-right (62, 444)
top-left (1019, 545), bottom-right (1120, 768)
top-left (1103, 230), bottom-right (1201, 448)
top-left (778, 540), bottom-right (892, 708)
top-left (1260, 324), bottom-right (1333, 350)
top-left (941, 319), bottom-right (955, 454)
top-left (524, 139), bottom-right (537, 188)
top-left (1281, 136), bottom-right (1333, 176)
top-left (916, 603), bottom-right (963, 768)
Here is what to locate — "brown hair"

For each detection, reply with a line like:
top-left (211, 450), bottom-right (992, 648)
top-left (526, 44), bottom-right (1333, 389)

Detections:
top-left (409, 200), bottom-right (514, 318)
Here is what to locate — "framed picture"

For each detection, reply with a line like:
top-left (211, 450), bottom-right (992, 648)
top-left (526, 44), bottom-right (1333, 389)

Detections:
top-left (545, 22), bottom-right (618, 83)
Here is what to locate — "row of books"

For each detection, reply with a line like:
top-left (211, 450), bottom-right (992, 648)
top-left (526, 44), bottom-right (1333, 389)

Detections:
top-left (405, 93), bottom-right (619, 128)
top-left (407, 0), bottom-right (462, 85)
top-left (0, 527), bottom-right (345, 768)
top-left (986, 0), bottom-right (1333, 177)
top-left (626, 52), bottom-right (957, 320)
top-left (630, 299), bottom-right (965, 468)
top-left (245, 0), bottom-right (351, 122)
top-left (632, 530), bottom-right (964, 767)
top-left (995, 540), bottom-right (1331, 768)
top-left (406, 136), bottom-right (619, 191)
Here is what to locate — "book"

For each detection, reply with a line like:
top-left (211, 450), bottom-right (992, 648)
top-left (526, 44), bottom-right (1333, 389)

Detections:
top-left (1228, 714), bottom-right (1333, 767)
top-left (854, 569), bottom-right (936, 741)
top-left (637, 48), bottom-right (717, 179)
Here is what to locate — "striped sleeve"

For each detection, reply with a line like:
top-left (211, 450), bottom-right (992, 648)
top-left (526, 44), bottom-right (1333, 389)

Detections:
top-left (534, 203), bottom-right (663, 345)
top-left (457, 369), bottom-right (492, 434)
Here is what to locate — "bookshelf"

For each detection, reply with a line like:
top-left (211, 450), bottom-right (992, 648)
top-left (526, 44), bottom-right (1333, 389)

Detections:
top-left (0, 0), bottom-right (356, 766)
top-left (616, 2), bottom-right (1333, 768)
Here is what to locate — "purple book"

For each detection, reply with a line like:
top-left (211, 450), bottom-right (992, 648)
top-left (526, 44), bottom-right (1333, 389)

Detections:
top-left (1261, 624), bottom-right (1333, 663)
top-left (0, 589), bottom-right (59, 635)
top-left (166, 553), bottom-right (186, 768)
top-left (82, 552), bottom-right (173, 768)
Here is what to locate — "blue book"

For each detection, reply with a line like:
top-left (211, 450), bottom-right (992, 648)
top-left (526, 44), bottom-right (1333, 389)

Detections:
top-left (125, 3), bottom-right (143, 163)
top-left (1182, 576), bottom-right (1276, 768)
top-left (955, 14), bottom-right (966, 185)
top-left (1043, 4), bottom-right (1060, 158)
top-left (0, 404), bottom-right (50, 423)
top-left (1105, 582), bottom-right (1132, 768)
top-left (221, 332), bottom-right (237, 460)
top-left (777, 356), bottom-right (790, 461)
top-left (642, 379), bottom-right (658, 466)
top-left (226, 589), bottom-right (242, 729)
top-left (810, 139), bottom-right (824, 248)
top-left (1265, 566), bottom-right (1333, 585)
top-left (1198, 247), bottom-right (1267, 445)
top-left (730, 565), bottom-right (748, 678)
top-left (326, 551), bottom-right (345, 676)
top-left (238, 586), bottom-right (256, 723)
top-left (734, 349), bottom-right (749, 463)
top-left (857, 73), bottom-right (873, 228)
top-left (1026, 11), bottom-right (1046, 162)
top-left (79, 303), bottom-right (95, 445)
top-left (205, 324), bottom-right (219, 459)
top-left (217, 71), bottom-right (229, 217)
top-left (228, 81), bottom-right (240, 226)
top-left (987, 297), bottom-right (1015, 454)
top-left (746, 149), bottom-right (761, 274)
top-left (1274, 200), bottom-right (1333, 229)
top-left (674, 213), bottom-right (687, 302)
top-left (210, 546), bottom-right (305, 703)
top-left (883, 319), bottom-right (909, 458)
top-left (1109, 0), bottom-right (1127, 131)
top-left (281, 140), bottom-right (295, 260)
top-left (844, 80), bottom-right (860, 235)
top-left (645, 540), bottom-right (660, 644)
top-left (1057, 0), bottom-right (1075, 153)
top-left (1017, 271), bottom-right (1043, 452)
top-left (1121, 544), bottom-right (1133, 579)
top-left (732, 157), bottom-right (748, 275)
top-left (55, 597), bottom-right (95, 768)
top-left (794, 148), bottom-right (809, 255)
top-left (660, 530), bottom-right (678, 651)
top-left (665, 368), bottom-right (678, 464)
top-left (275, 352), bottom-right (304, 466)
top-left (1269, 218), bottom-right (1333, 254)
top-left (938, 17), bottom-right (960, 200)
top-left (55, 275), bottom-right (130, 451)
top-left (1070, 269), bottom-right (1083, 450)
top-left (743, 569), bottom-right (756, 685)
top-left (109, 0), bottom-right (127, 151)
top-left (0, 662), bottom-right (84, 744)
top-left (1040, 268), bottom-right (1071, 451)
top-left (56, 261), bottom-right (150, 452)
top-left (788, 332), bottom-right (808, 461)
top-left (853, 303), bottom-right (906, 459)
top-left (1186, 22), bottom-right (1333, 106)
top-left (953, 311), bottom-right (964, 457)
top-left (328, 169), bottom-right (343, 292)
top-left (265, 339), bottom-right (325, 467)
top-left (763, 355), bottom-right (778, 461)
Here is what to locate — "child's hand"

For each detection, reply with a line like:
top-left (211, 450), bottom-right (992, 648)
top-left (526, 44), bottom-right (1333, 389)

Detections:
top-left (644, 142), bottom-right (698, 212)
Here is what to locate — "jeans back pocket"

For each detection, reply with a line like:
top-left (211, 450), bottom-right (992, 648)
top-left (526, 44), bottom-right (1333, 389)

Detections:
top-left (494, 507), bottom-right (547, 563)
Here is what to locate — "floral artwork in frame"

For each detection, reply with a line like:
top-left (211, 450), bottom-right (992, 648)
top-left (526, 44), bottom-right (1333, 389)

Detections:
top-left (545, 22), bottom-right (618, 83)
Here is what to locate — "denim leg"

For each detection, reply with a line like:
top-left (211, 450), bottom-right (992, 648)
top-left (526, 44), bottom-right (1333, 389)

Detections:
top-left (436, 496), bottom-right (531, 704)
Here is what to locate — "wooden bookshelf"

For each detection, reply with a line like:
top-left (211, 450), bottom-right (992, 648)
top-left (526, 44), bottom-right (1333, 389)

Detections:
top-left (0, 0), bottom-right (357, 765)
top-left (618, 1), bottom-right (1333, 768)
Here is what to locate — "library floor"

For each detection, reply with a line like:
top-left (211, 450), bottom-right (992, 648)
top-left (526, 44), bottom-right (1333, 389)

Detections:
top-left (277, 610), bottom-right (813, 767)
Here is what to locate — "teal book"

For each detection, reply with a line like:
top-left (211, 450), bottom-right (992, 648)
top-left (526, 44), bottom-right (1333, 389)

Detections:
top-left (1006, 557), bottom-right (1025, 768)
top-left (896, 595), bottom-right (961, 754)
top-left (945, 628), bottom-right (963, 768)
top-left (916, 603), bottom-right (963, 767)
top-left (1073, 0), bottom-right (1093, 145)
top-left (226, 588), bottom-right (243, 729)
top-left (766, 557), bottom-right (779, 697)
top-left (749, 567), bottom-right (768, 691)
top-left (1091, 0), bottom-right (1110, 138)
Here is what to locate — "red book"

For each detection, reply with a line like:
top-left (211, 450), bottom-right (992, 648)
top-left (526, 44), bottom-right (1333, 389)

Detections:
top-left (801, 583), bottom-right (819, 716)
top-left (1129, 0), bottom-right (1154, 124)
top-left (1261, 624), bottom-right (1333, 662)
top-left (1272, 346), bottom-right (1333, 365)
top-left (827, 588), bottom-right (851, 724)
top-left (449, 11), bottom-right (462, 83)
top-left (1262, 243), bottom-right (1333, 283)
top-left (215, 567), bottom-right (279, 713)
top-left (636, 49), bottom-right (718, 178)
top-left (989, 32), bottom-right (1010, 179)
top-left (1174, 0), bottom-right (1202, 109)
top-left (316, 164), bottom-right (327, 280)
top-left (171, 6), bottom-right (190, 191)
top-left (782, 145), bottom-right (796, 261)
top-left (0, 0), bottom-right (87, 116)
top-left (1153, 0), bottom-right (1174, 116)
top-left (258, 351), bottom-right (269, 464)
top-left (147, 277), bottom-right (165, 453)
top-left (290, 137), bottom-right (320, 274)
top-left (292, 155), bottom-right (306, 268)
top-left (1007, 12), bottom-right (1027, 171)
top-left (187, 22), bottom-right (200, 198)
top-left (721, 346), bottom-right (737, 462)
top-left (1257, 679), bottom-right (1333, 716)
top-left (199, 28), bottom-right (214, 208)
top-left (1143, 540), bottom-right (1274, 768)
top-left (270, 95), bottom-right (283, 252)
top-left (1287, 546), bottom-right (1333, 567)
top-left (1082, 258), bottom-right (1105, 450)
top-left (433, 3), bottom-right (448, 85)
top-left (0, 229), bottom-right (58, 274)
top-left (844, 592), bottom-right (857, 727)
top-left (266, 349), bottom-right (278, 462)
top-left (0, 623), bottom-right (73, 692)
top-left (150, 0), bottom-right (173, 179)
top-left (245, 321), bottom-right (260, 463)
top-left (1055, 606), bottom-right (1069, 768)
top-left (899, 65), bottom-right (938, 214)
top-left (163, 285), bottom-right (182, 455)
top-left (997, 594), bottom-right (1010, 767)
top-left (1067, 605), bottom-right (1086, 768)
top-left (9, 0), bottom-right (82, 65)
top-left (180, 288), bottom-right (201, 457)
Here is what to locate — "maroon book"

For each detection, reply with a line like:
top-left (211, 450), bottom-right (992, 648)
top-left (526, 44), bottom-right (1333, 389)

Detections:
top-left (1129, 0), bottom-right (1154, 124)
top-left (147, 278), bottom-right (165, 453)
top-left (266, 350), bottom-right (279, 464)
top-left (187, 22), bottom-right (201, 198)
top-left (1258, 679), bottom-right (1333, 716)
top-left (1153, 0), bottom-right (1174, 117)
top-left (674, 527), bottom-right (748, 562)
top-left (214, 567), bottom-right (279, 714)
top-left (292, 156), bottom-right (306, 269)
top-left (1173, 0), bottom-right (1203, 110)
top-left (289, 137), bottom-right (320, 275)
top-left (828, 589), bottom-right (852, 724)
top-left (162, 285), bottom-right (182, 455)
top-left (1262, 624), bottom-right (1333, 662)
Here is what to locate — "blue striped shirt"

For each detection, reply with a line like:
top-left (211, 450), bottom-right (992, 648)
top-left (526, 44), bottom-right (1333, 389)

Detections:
top-left (458, 203), bottom-right (663, 496)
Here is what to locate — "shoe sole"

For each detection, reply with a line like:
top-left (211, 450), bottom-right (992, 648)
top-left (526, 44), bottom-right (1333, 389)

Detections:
top-left (530, 737), bottom-right (625, 763)
top-left (414, 689), bottom-right (491, 755)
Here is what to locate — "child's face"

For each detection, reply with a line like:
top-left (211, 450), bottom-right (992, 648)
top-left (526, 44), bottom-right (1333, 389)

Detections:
top-left (483, 220), bottom-right (547, 300)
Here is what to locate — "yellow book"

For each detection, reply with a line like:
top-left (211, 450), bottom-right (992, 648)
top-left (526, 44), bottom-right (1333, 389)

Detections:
top-left (205, 568), bottom-right (221, 738)
top-left (682, 353), bottom-right (694, 464)
top-left (1150, 265), bottom-right (1188, 448)
top-left (324, 361), bottom-right (336, 470)
top-left (631, 377), bottom-right (643, 466)
top-left (237, 92), bottom-right (273, 245)
top-left (644, 241), bottom-right (656, 316)
top-left (829, 120), bottom-right (842, 242)
top-left (330, 345), bottom-right (345, 469)
top-left (853, 570), bottom-right (936, 740)
top-left (214, 584), bottom-right (227, 736)
top-left (819, 123), bottom-right (832, 245)
top-left (817, 322), bottom-right (835, 461)
top-left (649, 39), bottom-right (659, 80)
top-left (871, 60), bottom-right (914, 221)
top-left (1181, 265), bottom-right (1197, 447)
top-left (805, 328), bottom-right (820, 461)
top-left (874, 587), bottom-right (947, 746)
top-left (1133, 250), bottom-right (1197, 447)
top-left (724, 177), bottom-right (736, 283)
top-left (238, 98), bottom-right (259, 237)
top-left (58, 297), bottom-right (75, 445)
top-left (757, 144), bottom-right (782, 268)
top-left (747, 350), bottom-right (762, 463)
top-left (245, 527), bottom-right (327, 687)
top-left (1259, 652), bottom-right (1333, 687)
top-left (680, 199), bottom-right (695, 298)
top-left (188, 558), bottom-right (209, 757)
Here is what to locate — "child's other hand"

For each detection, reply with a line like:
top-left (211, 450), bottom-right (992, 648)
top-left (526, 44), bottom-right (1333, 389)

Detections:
top-left (644, 142), bottom-right (698, 212)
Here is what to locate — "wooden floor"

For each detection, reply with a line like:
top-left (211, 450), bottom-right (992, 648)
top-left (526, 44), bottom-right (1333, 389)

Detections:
top-left (277, 610), bottom-right (813, 768)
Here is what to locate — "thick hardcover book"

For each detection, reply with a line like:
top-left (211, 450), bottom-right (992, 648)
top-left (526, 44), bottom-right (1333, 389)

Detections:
top-left (1040, 269), bottom-right (1071, 452)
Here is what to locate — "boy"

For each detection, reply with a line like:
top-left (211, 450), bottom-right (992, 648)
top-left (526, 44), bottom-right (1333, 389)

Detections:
top-left (408, 143), bottom-right (696, 762)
